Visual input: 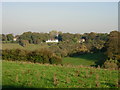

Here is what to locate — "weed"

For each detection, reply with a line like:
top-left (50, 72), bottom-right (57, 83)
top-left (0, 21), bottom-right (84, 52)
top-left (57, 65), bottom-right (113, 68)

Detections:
top-left (15, 74), bottom-right (19, 82)
top-left (53, 73), bottom-right (58, 86)
top-left (66, 76), bottom-right (71, 84)
top-left (75, 70), bottom-right (80, 77)
top-left (95, 81), bottom-right (100, 87)
top-left (96, 74), bottom-right (99, 81)
top-left (89, 71), bottom-right (93, 75)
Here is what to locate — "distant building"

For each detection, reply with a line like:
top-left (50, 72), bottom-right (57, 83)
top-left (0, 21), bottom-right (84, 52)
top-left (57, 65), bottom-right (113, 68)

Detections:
top-left (78, 39), bottom-right (85, 43)
top-left (46, 39), bottom-right (58, 43)
top-left (13, 38), bottom-right (17, 41)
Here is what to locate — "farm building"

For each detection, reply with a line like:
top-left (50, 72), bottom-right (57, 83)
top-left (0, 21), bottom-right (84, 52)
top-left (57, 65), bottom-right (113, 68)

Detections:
top-left (13, 38), bottom-right (17, 41)
top-left (78, 39), bottom-right (85, 43)
top-left (46, 39), bottom-right (58, 43)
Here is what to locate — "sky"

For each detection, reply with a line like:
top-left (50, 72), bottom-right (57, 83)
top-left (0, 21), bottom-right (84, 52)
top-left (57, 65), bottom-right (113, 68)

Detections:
top-left (1, 2), bottom-right (118, 35)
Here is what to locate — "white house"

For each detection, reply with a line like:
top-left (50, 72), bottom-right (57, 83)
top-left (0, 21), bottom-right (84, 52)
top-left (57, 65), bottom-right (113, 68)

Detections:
top-left (13, 38), bottom-right (17, 41)
top-left (78, 39), bottom-right (85, 43)
top-left (46, 39), bottom-right (58, 43)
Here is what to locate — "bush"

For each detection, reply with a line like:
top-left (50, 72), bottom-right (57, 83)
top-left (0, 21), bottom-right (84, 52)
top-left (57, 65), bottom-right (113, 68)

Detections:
top-left (50, 55), bottom-right (62, 64)
top-left (2, 49), bottom-right (28, 61)
top-left (2, 48), bottom-right (62, 64)
top-left (102, 59), bottom-right (118, 70)
top-left (19, 40), bottom-right (29, 47)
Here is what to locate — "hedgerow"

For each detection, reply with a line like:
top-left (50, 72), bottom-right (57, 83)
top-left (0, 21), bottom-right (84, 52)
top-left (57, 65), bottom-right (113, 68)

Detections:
top-left (2, 48), bottom-right (62, 64)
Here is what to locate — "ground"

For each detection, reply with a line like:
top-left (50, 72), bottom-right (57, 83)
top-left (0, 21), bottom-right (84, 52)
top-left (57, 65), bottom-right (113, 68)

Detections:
top-left (1, 43), bottom-right (118, 88)
top-left (2, 61), bottom-right (118, 88)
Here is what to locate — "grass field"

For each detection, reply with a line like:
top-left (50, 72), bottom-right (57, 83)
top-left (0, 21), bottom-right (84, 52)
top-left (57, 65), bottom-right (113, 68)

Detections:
top-left (2, 43), bottom-right (118, 88)
top-left (2, 61), bottom-right (118, 88)
top-left (2, 43), bottom-right (49, 51)
top-left (63, 52), bottom-right (106, 66)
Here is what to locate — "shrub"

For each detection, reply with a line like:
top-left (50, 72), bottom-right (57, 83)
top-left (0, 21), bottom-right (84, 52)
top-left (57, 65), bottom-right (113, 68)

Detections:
top-left (2, 49), bottom-right (28, 61)
top-left (50, 55), bottom-right (62, 64)
top-left (102, 59), bottom-right (118, 70)
top-left (19, 40), bottom-right (29, 47)
top-left (2, 48), bottom-right (62, 64)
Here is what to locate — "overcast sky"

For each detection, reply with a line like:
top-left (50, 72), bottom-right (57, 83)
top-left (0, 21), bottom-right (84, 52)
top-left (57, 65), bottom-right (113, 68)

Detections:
top-left (2, 2), bottom-right (118, 35)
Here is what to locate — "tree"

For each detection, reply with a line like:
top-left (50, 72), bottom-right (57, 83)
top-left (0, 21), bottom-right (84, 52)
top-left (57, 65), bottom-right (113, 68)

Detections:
top-left (1, 34), bottom-right (7, 41)
top-left (19, 40), bottom-right (29, 47)
top-left (6, 34), bottom-right (14, 41)
top-left (58, 34), bottom-right (62, 41)
top-left (18, 32), bottom-right (49, 44)
top-left (19, 32), bottom-right (33, 43)
top-left (105, 31), bottom-right (119, 60)
top-left (0, 34), bottom-right (1, 41)
top-left (49, 30), bottom-right (58, 40)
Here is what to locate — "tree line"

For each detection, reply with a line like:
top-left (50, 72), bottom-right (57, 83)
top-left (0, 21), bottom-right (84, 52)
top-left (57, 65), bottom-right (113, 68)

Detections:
top-left (1, 30), bottom-right (120, 69)
top-left (2, 48), bottom-right (62, 64)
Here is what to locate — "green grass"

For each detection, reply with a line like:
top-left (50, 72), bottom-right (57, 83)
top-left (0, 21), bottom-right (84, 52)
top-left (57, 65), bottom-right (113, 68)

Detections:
top-left (63, 57), bottom-right (95, 66)
top-left (2, 43), bottom-right (49, 51)
top-left (0, 60), bottom-right (2, 88)
top-left (2, 61), bottom-right (118, 88)
top-left (63, 52), bottom-right (106, 66)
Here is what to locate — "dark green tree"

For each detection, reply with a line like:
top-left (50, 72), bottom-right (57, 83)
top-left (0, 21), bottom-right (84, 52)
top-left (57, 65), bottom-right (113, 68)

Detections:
top-left (19, 40), bottom-right (29, 47)
top-left (6, 34), bottom-right (14, 41)
top-left (105, 31), bottom-right (119, 60)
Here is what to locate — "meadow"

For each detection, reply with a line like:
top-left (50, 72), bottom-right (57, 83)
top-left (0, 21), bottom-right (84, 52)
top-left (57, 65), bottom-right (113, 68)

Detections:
top-left (2, 43), bottom-right (118, 88)
top-left (2, 43), bottom-right (49, 51)
top-left (63, 52), bottom-right (106, 66)
top-left (2, 60), bottom-right (118, 88)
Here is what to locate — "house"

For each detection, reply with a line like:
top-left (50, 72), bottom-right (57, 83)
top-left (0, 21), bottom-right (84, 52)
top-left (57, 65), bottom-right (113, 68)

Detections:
top-left (13, 38), bottom-right (17, 41)
top-left (78, 39), bottom-right (85, 43)
top-left (46, 39), bottom-right (58, 43)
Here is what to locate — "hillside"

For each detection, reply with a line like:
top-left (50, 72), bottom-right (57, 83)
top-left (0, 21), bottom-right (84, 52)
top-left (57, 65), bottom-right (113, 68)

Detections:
top-left (63, 52), bottom-right (106, 66)
top-left (2, 43), bottom-right (106, 67)
top-left (2, 43), bottom-right (49, 51)
top-left (2, 61), bottom-right (118, 88)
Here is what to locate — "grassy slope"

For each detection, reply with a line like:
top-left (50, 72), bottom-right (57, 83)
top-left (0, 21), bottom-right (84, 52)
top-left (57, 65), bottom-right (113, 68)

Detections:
top-left (2, 43), bottom-right (49, 51)
top-left (63, 52), bottom-right (106, 66)
top-left (2, 61), bottom-right (118, 88)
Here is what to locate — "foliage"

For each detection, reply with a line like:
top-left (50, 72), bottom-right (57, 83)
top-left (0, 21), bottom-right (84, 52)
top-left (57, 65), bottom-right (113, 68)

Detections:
top-left (2, 31), bottom-right (109, 57)
top-left (19, 40), bottom-right (29, 47)
top-left (102, 59), bottom-right (118, 70)
top-left (2, 49), bottom-right (28, 61)
top-left (1, 34), bottom-right (7, 41)
top-left (82, 32), bottom-right (108, 53)
top-left (2, 49), bottom-right (62, 64)
top-left (18, 32), bottom-right (49, 44)
top-left (105, 31), bottom-right (120, 60)
top-left (104, 31), bottom-right (120, 69)
top-left (6, 34), bottom-right (14, 41)
top-left (3, 31), bottom-right (117, 69)
top-left (49, 30), bottom-right (58, 40)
